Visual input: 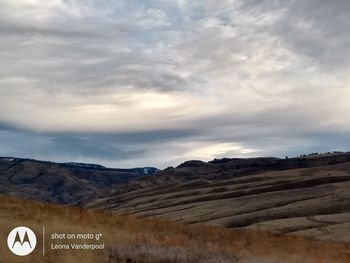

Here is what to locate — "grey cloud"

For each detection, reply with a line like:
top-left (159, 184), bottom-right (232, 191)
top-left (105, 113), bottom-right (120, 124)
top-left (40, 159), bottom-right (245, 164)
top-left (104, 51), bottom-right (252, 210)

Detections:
top-left (51, 136), bottom-right (144, 160)
top-left (86, 129), bottom-right (200, 144)
top-left (0, 121), bottom-right (17, 131)
top-left (0, 0), bottom-right (193, 95)
top-left (0, 131), bottom-right (145, 166)
top-left (230, 0), bottom-right (350, 73)
top-left (0, 127), bottom-right (202, 167)
top-left (271, 0), bottom-right (349, 70)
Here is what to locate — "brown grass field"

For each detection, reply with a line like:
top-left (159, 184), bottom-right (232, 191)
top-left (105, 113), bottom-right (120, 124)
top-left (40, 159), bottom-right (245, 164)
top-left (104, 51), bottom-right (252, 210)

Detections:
top-left (0, 196), bottom-right (349, 263)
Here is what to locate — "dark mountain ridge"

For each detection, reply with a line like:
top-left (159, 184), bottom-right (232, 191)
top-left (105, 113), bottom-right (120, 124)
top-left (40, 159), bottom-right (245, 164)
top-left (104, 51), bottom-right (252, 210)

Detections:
top-left (114, 152), bottom-right (350, 192)
top-left (2, 152), bottom-right (350, 241)
top-left (0, 157), bottom-right (159, 174)
top-left (0, 156), bottom-right (158, 204)
top-left (86, 152), bottom-right (350, 242)
top-left (1, 152), bottom-right (350, 207)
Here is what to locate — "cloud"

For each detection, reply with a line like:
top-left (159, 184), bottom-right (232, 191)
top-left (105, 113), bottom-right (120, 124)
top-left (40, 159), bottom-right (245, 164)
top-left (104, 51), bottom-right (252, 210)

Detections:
top-left (0, 0), bottom-right (349, 167)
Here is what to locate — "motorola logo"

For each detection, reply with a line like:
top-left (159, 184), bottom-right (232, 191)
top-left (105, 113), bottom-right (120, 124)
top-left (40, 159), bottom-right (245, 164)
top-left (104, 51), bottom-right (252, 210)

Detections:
top-left (7, 227), bottom-right (37, 256)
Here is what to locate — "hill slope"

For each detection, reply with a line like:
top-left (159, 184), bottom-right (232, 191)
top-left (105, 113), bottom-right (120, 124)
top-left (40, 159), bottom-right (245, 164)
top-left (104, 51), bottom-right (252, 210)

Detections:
top-left (87, 153), bottom-right (350, 242)
top-left (2, 153), bottom-right (350, 243)
top-left (1, 196), bottom-right (349, 263)
top-left (0, 157), bottom-right (158, 204)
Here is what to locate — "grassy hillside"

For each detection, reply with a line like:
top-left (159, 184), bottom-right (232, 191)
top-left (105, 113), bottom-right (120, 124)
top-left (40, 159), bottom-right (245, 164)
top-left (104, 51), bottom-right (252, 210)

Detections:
top-left (88, 160), bottom-right (350, 242)
top-left (0, 196), bottom-right (349, 263)
top-left (0, 157), bottom-right (157, 204)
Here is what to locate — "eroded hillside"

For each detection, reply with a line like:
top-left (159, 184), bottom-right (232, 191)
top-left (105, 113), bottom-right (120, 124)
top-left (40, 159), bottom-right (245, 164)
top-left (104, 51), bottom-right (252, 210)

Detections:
top-left (87, 154), bottom-right (350, 242)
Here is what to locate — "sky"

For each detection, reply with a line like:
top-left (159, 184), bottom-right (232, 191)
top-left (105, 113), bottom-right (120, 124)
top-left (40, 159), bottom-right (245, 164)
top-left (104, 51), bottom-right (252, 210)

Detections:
top-left (0, 0), bottom-right (349, 168)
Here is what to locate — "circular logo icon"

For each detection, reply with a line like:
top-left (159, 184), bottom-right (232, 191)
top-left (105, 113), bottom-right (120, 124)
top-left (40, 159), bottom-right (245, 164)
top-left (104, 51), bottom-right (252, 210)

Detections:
top-left (7, 227), bottom-right (37, 256)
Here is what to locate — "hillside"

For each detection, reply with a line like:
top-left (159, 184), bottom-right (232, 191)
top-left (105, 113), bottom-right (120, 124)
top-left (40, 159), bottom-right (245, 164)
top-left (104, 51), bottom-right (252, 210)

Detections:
top-left (2, 153), bottom-right (350, 244)
top-left (87, 153), bottom-right (350, 242)
top-left (0, 157), bottom-right (158, 204)
top-left (0, 196), bottom-right (349, 263)
top-left (85, 153), bottom-right (350, 194)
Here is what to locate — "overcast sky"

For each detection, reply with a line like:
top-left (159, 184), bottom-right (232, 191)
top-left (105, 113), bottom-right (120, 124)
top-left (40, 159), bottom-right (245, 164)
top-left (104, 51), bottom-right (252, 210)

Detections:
top-left (0, 0), bottom-right (349, 168)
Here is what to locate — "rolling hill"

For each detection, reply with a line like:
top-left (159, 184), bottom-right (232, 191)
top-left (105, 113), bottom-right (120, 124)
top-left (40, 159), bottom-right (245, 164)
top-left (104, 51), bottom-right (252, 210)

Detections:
top-left (0, 157), bottom-right (158, 204)
top-left (0, 196), bottom-right (349, 263)
top-left (86, 153), bottom-right (350, 242)
top-left (1, 153), bottom-right (350, 244)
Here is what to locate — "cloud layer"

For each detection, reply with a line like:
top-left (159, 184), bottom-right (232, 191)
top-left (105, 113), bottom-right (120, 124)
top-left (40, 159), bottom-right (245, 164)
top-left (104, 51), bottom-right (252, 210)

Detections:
top-left (0, 0), bottom-right (349, 168)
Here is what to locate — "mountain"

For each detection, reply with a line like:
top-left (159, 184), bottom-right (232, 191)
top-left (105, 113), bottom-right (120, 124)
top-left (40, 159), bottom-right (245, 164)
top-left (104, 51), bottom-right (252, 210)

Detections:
top-left (86, 152), bottom-right (350, 242)
top-left (0, 157), bottom-right (158, 204)
top-left (2, 153), bottom-right (350, 242)
top-left (88, 152), bottom-right (350, 192)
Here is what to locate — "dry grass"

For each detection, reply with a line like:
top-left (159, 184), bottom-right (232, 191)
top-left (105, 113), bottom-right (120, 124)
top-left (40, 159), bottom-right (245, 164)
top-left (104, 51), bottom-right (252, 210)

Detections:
top-left (0, 196), bottom-right (349, 263)
top-left (89, 163), bottom-right (350, 239)
top-left (107, 245), bottom-right (236, 263)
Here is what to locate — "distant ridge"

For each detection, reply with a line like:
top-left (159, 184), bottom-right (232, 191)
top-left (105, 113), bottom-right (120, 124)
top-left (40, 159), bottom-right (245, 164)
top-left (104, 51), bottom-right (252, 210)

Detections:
top-left (1, 151), bottom-right (350, 206)
top-left (0, 156), bottom-right (159, 174)
top-left (0, 157), bottom-right (158, 204)
top-left (86, 151), bottom-right (350, 242)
